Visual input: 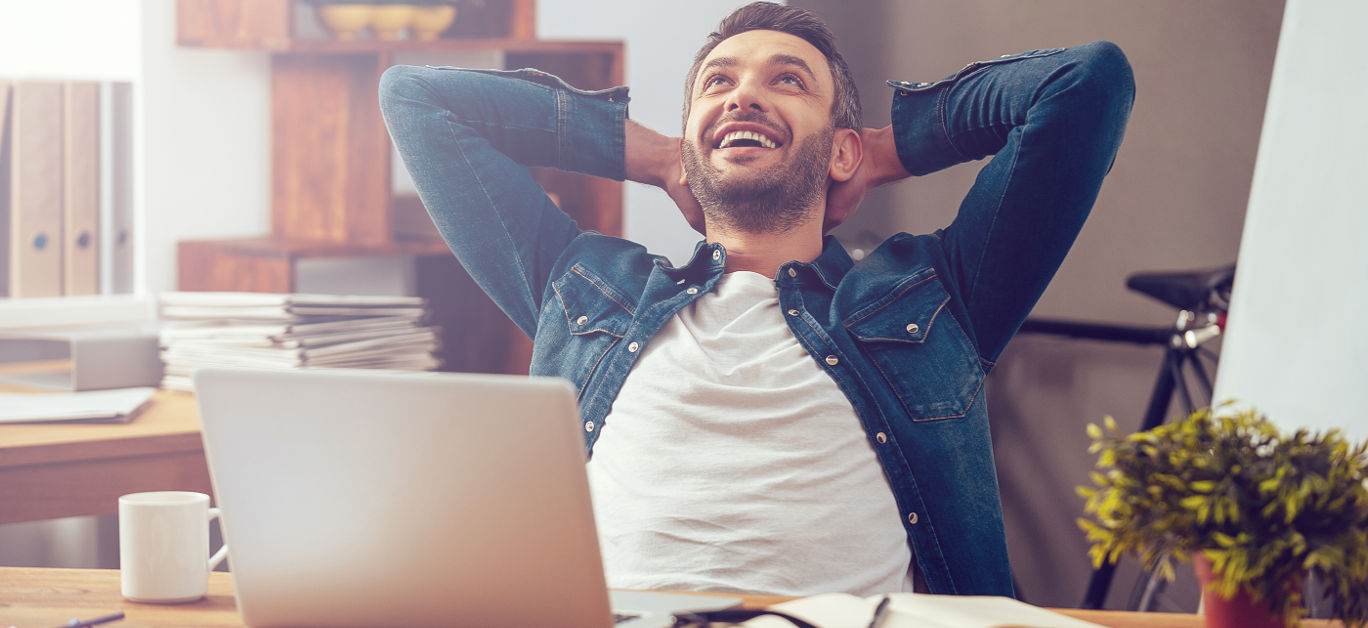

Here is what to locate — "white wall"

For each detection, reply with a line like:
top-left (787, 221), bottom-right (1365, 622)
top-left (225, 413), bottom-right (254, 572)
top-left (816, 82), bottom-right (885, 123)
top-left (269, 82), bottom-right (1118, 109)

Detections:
top-left (1214, 0), bottom-right (1368, 441)
top-left (137, 0), bottom-right (271, 293)
top-left (538, 0), bottom-right (762, 265)
top-left (0, 0), bottom-right (141, 81)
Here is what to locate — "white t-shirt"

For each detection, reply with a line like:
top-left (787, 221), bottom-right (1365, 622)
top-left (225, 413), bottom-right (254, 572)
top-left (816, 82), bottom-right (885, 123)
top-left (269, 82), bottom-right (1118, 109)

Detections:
top-left (586, 271), bottom-right (913, 596)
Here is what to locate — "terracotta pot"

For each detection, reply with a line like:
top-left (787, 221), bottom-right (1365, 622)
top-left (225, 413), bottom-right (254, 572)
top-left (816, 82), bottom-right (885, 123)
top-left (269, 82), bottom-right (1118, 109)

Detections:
top-left (1192, 554), bottom-right (1287, 628)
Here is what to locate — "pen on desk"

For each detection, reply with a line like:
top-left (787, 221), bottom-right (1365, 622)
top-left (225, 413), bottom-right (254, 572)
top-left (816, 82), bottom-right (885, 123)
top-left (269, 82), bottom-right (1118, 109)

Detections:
top-left (866, 594), bottom-right (891, 628)
top-left (51, 611), bottom-right (124, 628)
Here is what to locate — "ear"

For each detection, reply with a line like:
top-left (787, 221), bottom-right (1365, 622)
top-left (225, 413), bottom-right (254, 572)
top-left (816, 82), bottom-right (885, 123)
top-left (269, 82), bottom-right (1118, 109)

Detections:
top-left (827, 127), bottom-right (862, 183)
top-left (678, 141), bottom-right (689, 188)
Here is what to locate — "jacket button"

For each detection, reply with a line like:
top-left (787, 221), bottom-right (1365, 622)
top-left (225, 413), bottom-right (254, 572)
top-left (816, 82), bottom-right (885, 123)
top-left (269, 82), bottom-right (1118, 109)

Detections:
top-left (628, 341), bottom-right (640, 353)
top-left (584, 421), bottom-right (595, 432)
top-left (908, 512), bottom-right (919, 525)
top-left (787, 309), bottom-right (799, 316)
top-left (824, 355), bottom-right (839, 366)
top-left (787, 268), bottom-right (798, 278)
top-left (905, 323), bottom-right (919, 334)
top-left (712, 249), bottom-right (722, 261)
top-left (576, 315), bottom-right (588, 325)
top-left (686, 287), bottom-right (699, 295)
top-left (876, 432), bottom-right (888, 444)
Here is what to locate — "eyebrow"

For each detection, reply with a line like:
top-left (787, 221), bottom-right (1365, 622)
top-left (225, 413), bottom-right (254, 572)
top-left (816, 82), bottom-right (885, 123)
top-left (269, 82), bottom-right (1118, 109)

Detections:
top-left (698, 53), bottom-right (819, 85)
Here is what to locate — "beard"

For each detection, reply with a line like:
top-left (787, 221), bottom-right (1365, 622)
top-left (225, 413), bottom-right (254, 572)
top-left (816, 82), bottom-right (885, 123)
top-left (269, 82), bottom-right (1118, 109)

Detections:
top-left (682, 118), bottom-right (834, 235)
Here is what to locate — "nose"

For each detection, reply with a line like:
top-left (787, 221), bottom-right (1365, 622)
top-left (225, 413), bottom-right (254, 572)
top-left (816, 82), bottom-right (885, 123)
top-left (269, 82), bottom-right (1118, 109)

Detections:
top-left (724, 76), bottom-right (769, 113)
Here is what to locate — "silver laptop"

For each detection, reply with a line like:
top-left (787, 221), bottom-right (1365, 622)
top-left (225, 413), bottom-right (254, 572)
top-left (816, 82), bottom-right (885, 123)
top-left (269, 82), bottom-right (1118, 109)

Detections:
top-left (193, 367), bottom-right (740, 627)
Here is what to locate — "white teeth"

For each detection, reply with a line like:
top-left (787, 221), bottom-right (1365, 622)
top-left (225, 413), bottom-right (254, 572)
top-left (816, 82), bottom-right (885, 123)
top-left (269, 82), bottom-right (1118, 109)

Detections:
top-left (718, 130), bottom-right (778, 149)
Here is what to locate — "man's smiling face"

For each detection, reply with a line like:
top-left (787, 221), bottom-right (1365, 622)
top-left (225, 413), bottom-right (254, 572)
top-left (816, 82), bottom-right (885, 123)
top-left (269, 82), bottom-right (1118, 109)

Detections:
top-left (682, 29), bottom-right (839, 234)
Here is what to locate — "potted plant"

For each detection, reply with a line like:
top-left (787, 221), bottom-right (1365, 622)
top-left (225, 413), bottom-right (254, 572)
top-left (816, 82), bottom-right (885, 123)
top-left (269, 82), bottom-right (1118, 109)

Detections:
top-left (1077, 406), bottom-right (1368, 628)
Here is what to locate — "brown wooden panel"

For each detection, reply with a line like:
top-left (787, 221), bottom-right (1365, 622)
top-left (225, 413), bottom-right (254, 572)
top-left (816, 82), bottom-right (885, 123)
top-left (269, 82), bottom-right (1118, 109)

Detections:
top-left (509, 0), bottom-right (537, 39)
top-left (449, 0), bottom-right (522, 39)
top-left (506, 48), bottom-right (623, 91)
top-left (178, 240), bottom-right (294, 293)
top-left (271, 53), bottom-right (390, 245)
top-left (176, 0), bottom-right (293, 50)
top-left (0, 451), bottom-right (214, 524)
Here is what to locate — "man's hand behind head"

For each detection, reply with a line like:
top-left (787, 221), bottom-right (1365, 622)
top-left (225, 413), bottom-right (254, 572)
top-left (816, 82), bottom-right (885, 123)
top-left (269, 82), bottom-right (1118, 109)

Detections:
top-left (624, 121), bottom-right (706, 234)
top-left (824, 125), bottom-right (910, 233)
top-left (669, 147), bottom-right (706, 235)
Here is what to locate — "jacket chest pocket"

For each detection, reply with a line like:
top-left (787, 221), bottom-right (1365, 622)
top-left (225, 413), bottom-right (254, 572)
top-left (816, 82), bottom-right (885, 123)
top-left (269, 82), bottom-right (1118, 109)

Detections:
top-left (845, 274), bottom-right (983, 422)
top-left (533, 266), bottom-right (634, 391)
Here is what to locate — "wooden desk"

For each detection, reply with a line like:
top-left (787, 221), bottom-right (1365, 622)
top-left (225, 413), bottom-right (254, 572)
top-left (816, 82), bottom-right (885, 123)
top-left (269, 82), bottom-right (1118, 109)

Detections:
top-left (0, 385), bottom-right (213, 524)
top-left (0, 567), bottom-right (1346, 627)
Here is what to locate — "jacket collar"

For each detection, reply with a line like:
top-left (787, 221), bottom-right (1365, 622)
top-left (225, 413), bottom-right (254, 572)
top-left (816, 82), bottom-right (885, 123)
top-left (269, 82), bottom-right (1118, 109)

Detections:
top-left (808, 235), bottom-right (855, 290)
top-left (666, 236), bottom-right (853, 292)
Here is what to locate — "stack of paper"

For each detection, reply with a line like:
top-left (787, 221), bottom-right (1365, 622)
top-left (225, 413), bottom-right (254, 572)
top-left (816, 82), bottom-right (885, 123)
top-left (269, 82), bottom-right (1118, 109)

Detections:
top-left (158, 292), bottom-right (441, 391)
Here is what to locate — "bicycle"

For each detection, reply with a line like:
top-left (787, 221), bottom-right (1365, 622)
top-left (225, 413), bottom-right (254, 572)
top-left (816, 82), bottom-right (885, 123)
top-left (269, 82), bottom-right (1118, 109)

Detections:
top-left (1016, 263), bottom-right (1236, 611)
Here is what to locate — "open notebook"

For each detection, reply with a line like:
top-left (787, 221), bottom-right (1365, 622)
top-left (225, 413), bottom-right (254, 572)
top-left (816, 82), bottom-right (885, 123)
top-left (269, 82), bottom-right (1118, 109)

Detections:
top-left (744, 593), bottom-right (1105, 628)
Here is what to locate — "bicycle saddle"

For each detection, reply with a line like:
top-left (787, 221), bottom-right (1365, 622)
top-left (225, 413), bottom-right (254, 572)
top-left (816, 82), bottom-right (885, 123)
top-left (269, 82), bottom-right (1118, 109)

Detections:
top-left (1125, 264), bottom-right (1236, 311)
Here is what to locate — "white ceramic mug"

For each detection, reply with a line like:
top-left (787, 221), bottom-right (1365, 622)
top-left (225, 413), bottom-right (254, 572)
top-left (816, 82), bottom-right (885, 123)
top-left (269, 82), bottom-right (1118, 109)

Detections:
top-left (119, 491), bottom-right (229, 603)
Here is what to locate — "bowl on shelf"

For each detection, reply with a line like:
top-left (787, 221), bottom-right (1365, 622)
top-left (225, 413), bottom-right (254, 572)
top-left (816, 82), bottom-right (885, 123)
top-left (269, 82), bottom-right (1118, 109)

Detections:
top-left (316, 4), bottom-right (373, 41)
top-left (410, 5), bottom-right (458, 41)
top-left (367, 3), bottom-right (416, 40)
top-left (314, 2), bottom-right (463, 42)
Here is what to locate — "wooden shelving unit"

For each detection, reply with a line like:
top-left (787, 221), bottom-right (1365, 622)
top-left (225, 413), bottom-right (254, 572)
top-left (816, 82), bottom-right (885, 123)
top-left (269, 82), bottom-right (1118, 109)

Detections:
top-left (174, 0), bottom-right (624, 374)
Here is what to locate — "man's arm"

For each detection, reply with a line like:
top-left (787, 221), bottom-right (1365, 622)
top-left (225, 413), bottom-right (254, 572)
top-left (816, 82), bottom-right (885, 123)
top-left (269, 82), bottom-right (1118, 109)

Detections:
top-left (885, 42), bottom-right (1134, 362)
top-left (378, 66), bottom-right (629, 338)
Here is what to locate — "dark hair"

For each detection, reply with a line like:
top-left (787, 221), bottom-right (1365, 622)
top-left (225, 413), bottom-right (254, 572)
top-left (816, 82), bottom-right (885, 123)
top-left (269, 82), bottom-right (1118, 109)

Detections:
top-left (683, 2), bottom-right (861, 130)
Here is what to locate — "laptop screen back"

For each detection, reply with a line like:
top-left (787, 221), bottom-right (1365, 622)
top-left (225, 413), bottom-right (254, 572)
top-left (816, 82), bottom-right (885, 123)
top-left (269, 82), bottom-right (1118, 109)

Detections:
top-left (193, 367), bottom-right (614, 627)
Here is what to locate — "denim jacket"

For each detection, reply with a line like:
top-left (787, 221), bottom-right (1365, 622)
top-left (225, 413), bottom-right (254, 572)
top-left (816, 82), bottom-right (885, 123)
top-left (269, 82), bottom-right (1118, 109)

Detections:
top-left (379, 41), bottom-right (1133, 597)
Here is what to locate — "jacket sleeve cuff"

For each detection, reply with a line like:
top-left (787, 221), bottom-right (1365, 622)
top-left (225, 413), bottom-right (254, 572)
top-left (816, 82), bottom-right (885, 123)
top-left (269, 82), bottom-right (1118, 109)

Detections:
top-left (560, 82), bottom-right (631, 181)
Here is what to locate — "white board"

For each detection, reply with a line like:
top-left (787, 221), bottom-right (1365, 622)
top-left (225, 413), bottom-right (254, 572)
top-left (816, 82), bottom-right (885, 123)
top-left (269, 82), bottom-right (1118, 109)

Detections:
top-left (1213, 0), bottom-right (1368, 441)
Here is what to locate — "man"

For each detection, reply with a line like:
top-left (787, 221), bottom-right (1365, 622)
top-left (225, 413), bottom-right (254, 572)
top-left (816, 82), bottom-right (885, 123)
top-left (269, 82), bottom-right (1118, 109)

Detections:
top-left (380, 2), bottom-right (1133, 598)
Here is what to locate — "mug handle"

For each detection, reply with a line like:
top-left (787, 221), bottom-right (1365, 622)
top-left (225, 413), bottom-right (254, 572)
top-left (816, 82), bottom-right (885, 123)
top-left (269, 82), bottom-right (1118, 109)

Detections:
top-left (207, 507), bottom-right (229, 570)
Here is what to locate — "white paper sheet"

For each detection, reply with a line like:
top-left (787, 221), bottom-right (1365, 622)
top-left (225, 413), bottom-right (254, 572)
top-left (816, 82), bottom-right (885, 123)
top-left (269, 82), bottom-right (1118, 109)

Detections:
top-left (0, 387), bottom-right (156, 423)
